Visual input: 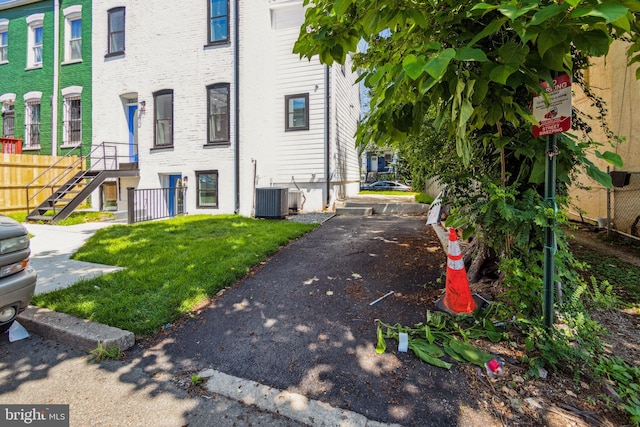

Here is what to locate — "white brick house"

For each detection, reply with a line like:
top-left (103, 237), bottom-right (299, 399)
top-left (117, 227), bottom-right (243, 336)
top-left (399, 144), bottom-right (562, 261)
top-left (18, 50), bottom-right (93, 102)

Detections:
top-left (91, 0), bottom-right (361, 218)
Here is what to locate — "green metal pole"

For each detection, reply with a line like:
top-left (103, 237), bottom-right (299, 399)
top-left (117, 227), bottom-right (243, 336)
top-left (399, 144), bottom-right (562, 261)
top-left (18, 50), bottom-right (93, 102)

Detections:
top-left (543, 134), bottom-right (557, 328)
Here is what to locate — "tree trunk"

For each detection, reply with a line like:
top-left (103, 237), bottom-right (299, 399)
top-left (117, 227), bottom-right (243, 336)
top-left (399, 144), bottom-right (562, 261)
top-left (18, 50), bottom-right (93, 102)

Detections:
top-left (462, 237), bottom-right (495, 283)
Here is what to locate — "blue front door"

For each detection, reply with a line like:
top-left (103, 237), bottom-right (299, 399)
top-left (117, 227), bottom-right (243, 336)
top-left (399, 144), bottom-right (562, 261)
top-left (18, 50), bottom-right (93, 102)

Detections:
top-left (168, 175), bottom-right (182, 216)
top-left (128, 105), bottom-right (138, 162)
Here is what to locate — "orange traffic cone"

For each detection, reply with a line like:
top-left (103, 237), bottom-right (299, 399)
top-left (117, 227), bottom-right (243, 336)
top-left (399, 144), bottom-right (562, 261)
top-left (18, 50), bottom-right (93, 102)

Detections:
top-left (436, 228), bottom-right (477, 314)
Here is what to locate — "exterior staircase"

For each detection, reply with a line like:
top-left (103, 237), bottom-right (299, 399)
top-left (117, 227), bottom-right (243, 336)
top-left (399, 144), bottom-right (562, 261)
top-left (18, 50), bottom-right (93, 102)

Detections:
top-left (26, 142), bottom-right (138, 224)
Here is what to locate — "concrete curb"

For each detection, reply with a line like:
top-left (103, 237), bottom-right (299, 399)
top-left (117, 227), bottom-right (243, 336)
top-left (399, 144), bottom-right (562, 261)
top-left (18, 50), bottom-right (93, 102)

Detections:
top-left (17, 306), bottom-right (135, 353)
top-left (200, 368), bottom-right (402, 427)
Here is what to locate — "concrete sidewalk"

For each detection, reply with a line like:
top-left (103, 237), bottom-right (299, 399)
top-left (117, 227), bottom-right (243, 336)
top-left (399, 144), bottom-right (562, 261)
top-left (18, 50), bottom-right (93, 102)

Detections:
top-left (26, 222), bottom-right (123, 295)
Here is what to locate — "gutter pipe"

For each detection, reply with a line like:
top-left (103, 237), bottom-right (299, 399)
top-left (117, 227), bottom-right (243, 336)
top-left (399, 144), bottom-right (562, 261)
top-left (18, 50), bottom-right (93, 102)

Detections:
top-left (52, 0), bottom-right (60, 156)
top-left (325, 65), bottom-right (330, 208)
top-left (234, 0), bottom-right (240, 214)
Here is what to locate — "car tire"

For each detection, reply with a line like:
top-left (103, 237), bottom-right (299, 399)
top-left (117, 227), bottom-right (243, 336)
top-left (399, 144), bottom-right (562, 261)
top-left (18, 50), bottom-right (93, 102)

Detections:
top-left (0, 320), bottom-right (14, 334)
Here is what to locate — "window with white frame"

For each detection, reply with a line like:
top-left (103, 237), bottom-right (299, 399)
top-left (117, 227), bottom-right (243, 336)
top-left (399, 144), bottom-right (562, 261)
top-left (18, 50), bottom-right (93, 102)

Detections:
top-left (0, 19), bottom-right (8, 64)
top-left (24, 92), bottom-right (42, 149)
top-left (107, 7), bottom-right (125, 57)
top-left (1, 100), bottom-right (14, 137)
top-left (208, 0), bottom-right (228, 44)
top-left (26, 14), bottom-right (44, 68)
top-left (63, 6), bottom-right (82, 62)
top-left (62, 87), bottom-right (82, 145)
top-left (207, 83), bottom-right (229, 144)
top-left (153, 89), bottom-right (173, 147)
top-left (196, 170), bottom-right (218, 208)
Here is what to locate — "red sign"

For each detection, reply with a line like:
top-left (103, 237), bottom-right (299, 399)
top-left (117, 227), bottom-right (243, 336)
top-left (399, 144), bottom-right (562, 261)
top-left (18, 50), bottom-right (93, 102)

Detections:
top-left (532, 74), bottom-right (572, 137)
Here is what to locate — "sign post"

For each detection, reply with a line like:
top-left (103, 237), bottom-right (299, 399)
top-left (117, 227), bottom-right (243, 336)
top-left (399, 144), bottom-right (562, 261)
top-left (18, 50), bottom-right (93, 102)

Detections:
top-left (532, 74), bottom-right (571, 328)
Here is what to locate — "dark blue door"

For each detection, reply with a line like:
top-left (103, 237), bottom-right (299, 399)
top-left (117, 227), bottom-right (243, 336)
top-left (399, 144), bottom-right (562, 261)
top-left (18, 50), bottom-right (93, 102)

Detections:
top-left (168, 175), bottom-right (182, 216)
top-left (128, 105), bottom-right (138, 162)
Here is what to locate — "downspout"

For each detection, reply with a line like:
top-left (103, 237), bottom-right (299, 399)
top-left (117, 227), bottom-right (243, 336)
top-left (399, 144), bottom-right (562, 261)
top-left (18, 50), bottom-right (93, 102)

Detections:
top-left (234, 0), bottom-right (240, 213)
top-left (325, 65), bottom-right (330, 209)
top-left (51, 0), bottom-right (60, 156)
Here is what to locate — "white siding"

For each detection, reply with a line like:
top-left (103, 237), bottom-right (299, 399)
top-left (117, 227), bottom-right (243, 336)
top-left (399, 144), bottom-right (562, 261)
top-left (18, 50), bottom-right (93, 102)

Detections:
top-left (330, 55), bottom-right (362, 201)
top-left (241, 2), bottom-right (360, 212)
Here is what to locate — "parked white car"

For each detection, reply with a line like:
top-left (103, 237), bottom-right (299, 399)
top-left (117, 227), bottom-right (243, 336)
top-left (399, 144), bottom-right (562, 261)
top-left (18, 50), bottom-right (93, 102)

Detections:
top-left (0, 215), bottom-right (37, 333)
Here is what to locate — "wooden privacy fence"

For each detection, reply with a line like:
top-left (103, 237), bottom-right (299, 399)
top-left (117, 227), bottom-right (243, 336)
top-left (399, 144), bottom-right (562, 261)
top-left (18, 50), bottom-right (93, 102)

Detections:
top-left (0, 153), bottom-right (81, 214)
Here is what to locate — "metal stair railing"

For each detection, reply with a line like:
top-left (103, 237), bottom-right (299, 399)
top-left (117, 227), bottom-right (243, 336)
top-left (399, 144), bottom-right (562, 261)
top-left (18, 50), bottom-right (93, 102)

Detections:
top-left (25, 142), bottom-right (135, 216)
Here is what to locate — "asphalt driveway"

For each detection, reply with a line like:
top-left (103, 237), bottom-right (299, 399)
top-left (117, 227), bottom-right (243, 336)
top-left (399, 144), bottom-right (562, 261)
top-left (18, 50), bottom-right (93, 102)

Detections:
top-left (132, 215), bottom-right (499, 426)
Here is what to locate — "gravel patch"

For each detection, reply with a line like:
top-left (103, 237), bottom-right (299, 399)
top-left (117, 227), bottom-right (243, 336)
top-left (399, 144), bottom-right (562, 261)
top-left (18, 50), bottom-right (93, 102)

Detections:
top-left (285, 212), bottom-right (335, 224)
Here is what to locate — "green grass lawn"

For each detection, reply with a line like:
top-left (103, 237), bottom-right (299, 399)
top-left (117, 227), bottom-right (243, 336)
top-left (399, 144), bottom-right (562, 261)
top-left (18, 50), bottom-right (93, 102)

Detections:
top-left (6, 210), bottom-right (114, 225)
top-left (358, 190), bottom-right (434, 205)
top-left (31, 215), bottom-right (317, 336)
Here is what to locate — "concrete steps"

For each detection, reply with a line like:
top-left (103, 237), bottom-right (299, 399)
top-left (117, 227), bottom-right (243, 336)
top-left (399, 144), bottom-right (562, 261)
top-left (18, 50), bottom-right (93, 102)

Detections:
top-left (335, 199), bottom-right (430, 216)
top-left (335, 206), bottom-right (373, 216)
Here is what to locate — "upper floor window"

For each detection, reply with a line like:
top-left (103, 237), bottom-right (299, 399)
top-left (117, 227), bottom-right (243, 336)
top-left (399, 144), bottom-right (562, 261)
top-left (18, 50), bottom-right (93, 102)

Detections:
top-left (0, 19), bottom-right (8, 64)
top-left (107, 7), bottom-right (125, 57)
top-left (62, 86), bottom-right (82, 146)
top-left (285, 93), bottom-right (309, 131)
top-left (153, 90), bottom-right (173, 148)
top-left (26, 14), bottom-right (44, 69)
top-left (207, 83), bottom-right (229, 144)
top-left (24, 92), bottom-right (42, 149)
top-left (63, 6), bottom-right (82, 62)
top-left (208, 0), bottom-right (228, 44)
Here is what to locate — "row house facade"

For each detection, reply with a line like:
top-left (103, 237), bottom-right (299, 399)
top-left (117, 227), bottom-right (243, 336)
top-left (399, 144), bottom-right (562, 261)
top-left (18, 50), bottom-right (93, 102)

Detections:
top-left (93, 0), bottom-right (361, 217)
top-left (0, 0), bottom-right (92, 157)
top-left (2, 0), bottom-right (361, 218)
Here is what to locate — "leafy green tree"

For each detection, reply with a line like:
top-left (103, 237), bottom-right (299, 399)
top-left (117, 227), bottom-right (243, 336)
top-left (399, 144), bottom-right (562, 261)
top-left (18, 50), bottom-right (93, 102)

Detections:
top-left (295, 5), bottom-right (640, 419)
top-left (294, 0), bottom-right (639, 310)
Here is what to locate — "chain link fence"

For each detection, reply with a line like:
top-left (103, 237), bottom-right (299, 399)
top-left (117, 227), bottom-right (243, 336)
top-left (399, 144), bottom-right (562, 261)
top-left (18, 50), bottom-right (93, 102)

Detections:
top-left (609, 171), bottom-right (640, 239)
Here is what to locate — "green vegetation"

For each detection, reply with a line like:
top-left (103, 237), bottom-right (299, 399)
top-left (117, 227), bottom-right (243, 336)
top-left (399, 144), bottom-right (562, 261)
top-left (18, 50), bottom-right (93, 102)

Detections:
top-left (6, 213), bottom-right (27, 223)
top-left (88, 341), bottom-right (124, 362)
top-left (190, 374), bottom-right (205, 387)
top-left (55, 211), bottom-right (116, 226)
top-left (31, 215), bottom-right (317, 336)
top-left (414, 193), bottom-right (434, 205)
top-left (294, 2), bottom-right (640, 422)
top-left (575, 250), bottom-right (640, 308)
top-left (5, 210), bottom-right (114, 225)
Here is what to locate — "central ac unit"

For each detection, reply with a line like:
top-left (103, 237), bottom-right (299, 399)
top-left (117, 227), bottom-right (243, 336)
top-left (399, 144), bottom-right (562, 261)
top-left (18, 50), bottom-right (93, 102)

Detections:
top-left (255, 187), bottom-right (288, 219)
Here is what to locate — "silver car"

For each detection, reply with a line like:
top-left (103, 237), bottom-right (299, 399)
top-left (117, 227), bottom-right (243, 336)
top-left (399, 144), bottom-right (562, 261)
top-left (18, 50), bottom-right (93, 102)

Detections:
top-left (363, 181), bottom-right (412, 191)
top-left (0, 215), bottom-right (37, 333)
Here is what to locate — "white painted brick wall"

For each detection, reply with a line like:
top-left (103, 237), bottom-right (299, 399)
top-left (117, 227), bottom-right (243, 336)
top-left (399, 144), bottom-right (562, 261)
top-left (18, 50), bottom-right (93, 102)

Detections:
top-left (92, 0), bottom-right (361, 217)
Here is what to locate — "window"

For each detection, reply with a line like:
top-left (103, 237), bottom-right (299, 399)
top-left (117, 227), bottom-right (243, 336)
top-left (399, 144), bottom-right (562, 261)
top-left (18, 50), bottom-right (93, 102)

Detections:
top-left (107, 7), bottom-right (125, 57)
top-left (24, 92), bottom-right (42, 149)
top-left (63, 6), bottom-right (82, 62)
top-left (62, 87), bottom-right (82, 145)
top-left (2, 102), bottom-right (14, 137)
top-left (285, 93), bottom-right (309, 131)
top-left (196, 170), bottom-right (218, 208)
top-left (208, 0), bottom-right (228, 44)
top-left (153, 90), bottom-right (173, 147)
top-left (26, 14), bottom-right (44, 68)
top-left (0, 19), bottom-right (8, 64)
top-left (207, 83), bottom-right (229, 144)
